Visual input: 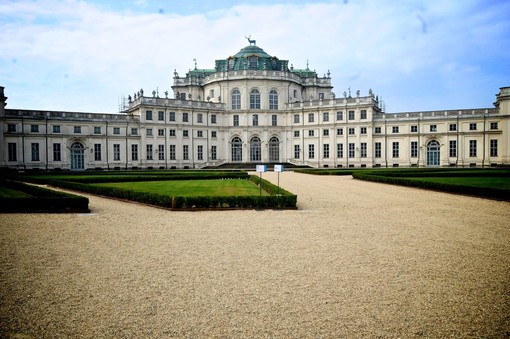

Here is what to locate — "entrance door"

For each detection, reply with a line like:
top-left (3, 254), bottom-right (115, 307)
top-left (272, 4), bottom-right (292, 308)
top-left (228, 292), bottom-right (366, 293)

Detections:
top-left (427, 140), bottom-right (440, 166)
top-left (269, 137), bottom-right (279, 162)
top-left (70, 142), bottom-right (85, 170)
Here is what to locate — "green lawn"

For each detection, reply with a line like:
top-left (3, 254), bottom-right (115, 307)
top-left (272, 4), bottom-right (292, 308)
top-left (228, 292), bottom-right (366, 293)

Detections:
top-left (0, 187), bottom-right (34, 198)
top-left (94, 179), bottom-right (268, 197)
top-left (409, 177), bottom-right (510, 189)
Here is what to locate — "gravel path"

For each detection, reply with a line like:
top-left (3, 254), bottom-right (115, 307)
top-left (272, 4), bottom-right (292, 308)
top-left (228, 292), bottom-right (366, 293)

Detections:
top-left (1, 172), bottom-right (509, 338)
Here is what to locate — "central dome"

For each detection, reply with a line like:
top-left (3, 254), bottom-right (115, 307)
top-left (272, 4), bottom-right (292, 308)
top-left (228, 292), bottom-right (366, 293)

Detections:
top-left (234, 45), bottom-right (272, 59)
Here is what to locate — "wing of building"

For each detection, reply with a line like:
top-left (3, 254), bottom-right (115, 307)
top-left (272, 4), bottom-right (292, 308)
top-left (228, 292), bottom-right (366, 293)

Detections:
top-left (1, 41), bottom-right (509, 170)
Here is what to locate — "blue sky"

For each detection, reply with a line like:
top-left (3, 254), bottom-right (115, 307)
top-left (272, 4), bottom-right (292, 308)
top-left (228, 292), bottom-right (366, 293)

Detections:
top-left (1, 0), bottom-right (509, 113)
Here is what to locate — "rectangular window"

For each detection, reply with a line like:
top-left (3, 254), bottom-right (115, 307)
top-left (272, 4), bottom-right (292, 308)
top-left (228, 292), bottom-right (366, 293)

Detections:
top-left (169, 129), bottom-right (176, 137)
top-left (490, 122), bottom-right (498, 130)
top-left (392, 142), bottom-right (399, 158)
top-left (169, 112), bottom-right (176, 121)
top-left (31, 143), bottom-right (39, 161)
top-left (337, 128), bottom-right (343, 136)
top-left (294, 130), bottom-right (300, 137)
top-left (294, 145), bottom-right (300, 159)
top-left (94, 144), bottom-right (101, 161)
top-left (272, 114), bottom-right (277, 126)
top-left (374, 127), bottom-right (381, 134)
top-left (469, 140), bottom-right (477, 157)
top-left (360, 127), bottom-right (367, 135)
top-left (94, 126), bottom-right (101, 134)
top-left (52, 125), bottom-right (60, 133)
top-left (348, 111), bottom-right (355, 120)
top-left (449, 124), bottom-right (457, 131)
top-left (197, 145), bottom-right (203, 160)
top-left (252, 114), bottom-right (258, 126)
top-left (7, 124), bottom-right (16, 132)
top-left (449, 140), bottom-right (457, 157)
top-left (113, 127), bottom-right (120, 135)
top-left (323, 112), bottom-right (329, 122)
top-left (360, 110), bottom-right (367, 119)
top-left (348, 128), bottom-right (355, 135)
top-left (348, 143), bottom-right (355, 158)
top-left (158, 111), bottom-right (165, 121)
top-left (211, 145), bottom-right (217, 160)
top-left (337, 143), bottom-right (343, 158)
top-left (146, 144), bottom-right (153, 160)
top-left (323, 129), bottom-right (329, 137)
top-left (430, 125), bottom-right (437, 132)
top-left (132, 144), bottom-right (138, 161)
top-left (146, 128), bottom-right (153, 136)
top-left (53, 143), bottom-right (61, 161)
top-left (169, 145), bottom-right (176, 160)
top-left (113, 144), bottom-right (121, 161)
top-left (336, 111), bottom-right (343, 121)
top-left (183, 130), bottom-right (189, 137)
top-left (308, 113), bottom-right (314, 123)
top-left (211, 131), bottom-right (217, 138)
top-left (183, 145), bottom-right (189, 160)
top-left (146, 110), bottom-right (153, 120)
top-left (211, 114), bottom-right (217, 124)
top-left (411, 125), bottom-right (418, 133)
top-left (8, 143), bottom-right (17, 162)
top-left (31, 125), bottom-right (39, 133)
top-left (197, 130), bottom-right (203, 137)
top-left (392, 126), bottom-right (399, 133)
top-left (233, 115), bottom-right (239, 127)
top-left (270, 91), bottom-right (278, 109)
top-left (308, 130), bottom-right (314, 137)
top-left (158, 145), bottom-right (165, 160)
top-left (469, 123), bottom-right (477, 131)
top-left (375, 142), bottom-right (381, 158)
top-left (158, 129), bottom-right (165, 136)
top-left (294, 114), bottom-right (300, 123)
top-left (411, 141), bottom-right (418, 158)
top-left (323, 144), bottom-right (329, 158)
top-left (360, 142), bottom-right (367, 158)
top-left (490, 139), bottom-right (498, 157)
top-left (182, 112), bottom-right (189, 122)
top-left (308, 144), bottom-right (315, 159)
top-left (197, 113), bottom-right (203, 123)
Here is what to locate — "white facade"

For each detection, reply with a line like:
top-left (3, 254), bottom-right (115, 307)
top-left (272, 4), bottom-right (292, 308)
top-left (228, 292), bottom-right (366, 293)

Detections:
top-left (1, 42), bottom-right (509, 170)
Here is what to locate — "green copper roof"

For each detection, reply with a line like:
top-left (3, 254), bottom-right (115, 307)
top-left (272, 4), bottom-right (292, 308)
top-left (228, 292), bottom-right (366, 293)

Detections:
top-left (233, 45), bottom-right (272, 58)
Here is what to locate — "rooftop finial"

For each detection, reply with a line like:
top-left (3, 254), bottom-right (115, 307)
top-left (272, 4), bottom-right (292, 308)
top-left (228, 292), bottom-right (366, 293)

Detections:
top-left (245, 34), bottom-right (256, 46)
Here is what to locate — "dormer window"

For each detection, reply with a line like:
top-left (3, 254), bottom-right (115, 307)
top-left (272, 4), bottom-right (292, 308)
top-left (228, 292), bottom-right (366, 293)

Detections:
top-left (250, 56), bottom-right (257, 69)
top-left (228, 58), bottom-right (234, 70)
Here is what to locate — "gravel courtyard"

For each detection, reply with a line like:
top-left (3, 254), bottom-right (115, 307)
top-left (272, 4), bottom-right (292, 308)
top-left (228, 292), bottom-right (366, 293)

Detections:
top-left (1, 172), bottom-right (509, 338)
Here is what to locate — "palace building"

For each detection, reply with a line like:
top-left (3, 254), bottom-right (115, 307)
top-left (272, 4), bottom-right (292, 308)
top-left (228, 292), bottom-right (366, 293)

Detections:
top-left (1, 41), bottom-right (509, 171)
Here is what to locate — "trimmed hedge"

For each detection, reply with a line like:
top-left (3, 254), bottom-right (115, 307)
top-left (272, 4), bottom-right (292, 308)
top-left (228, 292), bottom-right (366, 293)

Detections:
top-left (40, 175), bottom-right (297, 210)
top-left (20, 171), bottom-right (249, 184)
top-left (352, 171), bottom-right (510, 201)
top-left (0, 180), bottom-right (90, 213)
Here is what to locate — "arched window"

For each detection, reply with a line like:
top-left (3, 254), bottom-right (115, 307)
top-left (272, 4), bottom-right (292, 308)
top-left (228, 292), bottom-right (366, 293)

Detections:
top-left (228, 58), bottom-right (235, 70)
top-left (250, 89), bottom-right (260, 109)
top-left (427, 140), bottom-right (440, 166)
top-left (231, 137), bottom-right (243, 162)
top-left (269, 90), bottom-right (278, 110)
top-left (269, 137), bottom-right (279, 162)
top-left (250, 137), bottom-right (261, 162)
top-left (231, 89), bottom-right (241, 110)
top-left (70, 142), bottom-right (84, 170)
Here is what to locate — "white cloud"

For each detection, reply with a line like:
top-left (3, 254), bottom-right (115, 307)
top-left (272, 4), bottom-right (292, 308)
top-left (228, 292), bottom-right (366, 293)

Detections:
top-left (0, 0), bottom-right (509, 112)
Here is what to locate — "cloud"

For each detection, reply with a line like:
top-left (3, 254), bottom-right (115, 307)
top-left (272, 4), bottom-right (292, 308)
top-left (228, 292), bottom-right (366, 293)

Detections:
top-left (0, 0), bottom-right (509, 112)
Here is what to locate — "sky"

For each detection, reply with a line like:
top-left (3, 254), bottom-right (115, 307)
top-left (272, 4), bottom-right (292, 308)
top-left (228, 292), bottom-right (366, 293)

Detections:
top-left (1, 0), bottom-right (509, 113)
